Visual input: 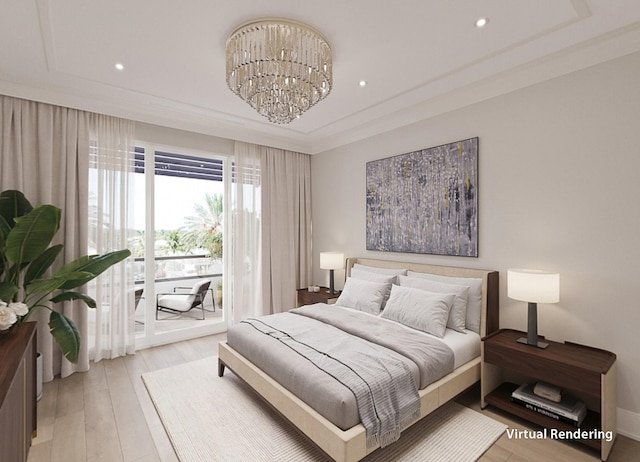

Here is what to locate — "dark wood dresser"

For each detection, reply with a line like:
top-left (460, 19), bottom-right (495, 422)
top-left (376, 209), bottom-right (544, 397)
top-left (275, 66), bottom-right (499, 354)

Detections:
top-left (0, 322), bottom-right (37, 462)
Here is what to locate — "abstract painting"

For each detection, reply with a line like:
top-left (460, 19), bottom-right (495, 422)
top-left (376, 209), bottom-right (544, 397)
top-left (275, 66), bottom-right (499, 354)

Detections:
top-left (366, 137), bottom-right (478, 257)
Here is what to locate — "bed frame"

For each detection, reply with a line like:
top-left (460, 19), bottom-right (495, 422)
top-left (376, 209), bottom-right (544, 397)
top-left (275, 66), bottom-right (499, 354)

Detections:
top-left (218, 257), bottom-right (499, 462)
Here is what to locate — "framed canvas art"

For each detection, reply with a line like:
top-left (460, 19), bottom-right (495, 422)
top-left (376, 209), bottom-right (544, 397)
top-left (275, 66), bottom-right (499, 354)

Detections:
top-left (366, 137), bottom-right (478, 257)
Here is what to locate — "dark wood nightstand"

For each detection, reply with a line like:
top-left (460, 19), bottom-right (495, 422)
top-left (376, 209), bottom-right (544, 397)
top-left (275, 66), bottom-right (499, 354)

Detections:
top-left (296, 287), bottom-right (340, 307)
top-left (481, 329), bottom-right (617, 460)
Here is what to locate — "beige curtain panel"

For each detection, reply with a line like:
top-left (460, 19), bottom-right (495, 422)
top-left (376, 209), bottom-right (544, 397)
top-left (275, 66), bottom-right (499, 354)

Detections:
top-left (232, 141), bottom-right (312, 324)
top-left (0, 95), bottom-right (90, 380)
top-left (0, 95), bottom-right (135, 379)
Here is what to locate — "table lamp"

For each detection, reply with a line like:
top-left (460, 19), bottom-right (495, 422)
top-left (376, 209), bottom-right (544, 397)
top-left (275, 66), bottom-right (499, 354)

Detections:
top-left (507, 269), bottom-right (560, 349)
top-left (320, 252), bottom-right (344, 295)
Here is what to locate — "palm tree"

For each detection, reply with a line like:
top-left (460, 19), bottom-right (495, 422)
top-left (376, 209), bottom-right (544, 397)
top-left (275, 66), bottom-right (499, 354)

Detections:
top-left (182, 193), bottom-right (223, 259)
top-left (165, 229), bottom-right (185, 254)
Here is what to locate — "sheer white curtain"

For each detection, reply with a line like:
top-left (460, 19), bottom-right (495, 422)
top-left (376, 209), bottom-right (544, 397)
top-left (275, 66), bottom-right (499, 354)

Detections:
top-left (0, 95), bottom-right (90, 379)
top-left (87, 114), bottom-right (136, 361)
top-left (231, 141), bottom-right (312, 324)
top-left (231, 142), bottom-right (263, 323)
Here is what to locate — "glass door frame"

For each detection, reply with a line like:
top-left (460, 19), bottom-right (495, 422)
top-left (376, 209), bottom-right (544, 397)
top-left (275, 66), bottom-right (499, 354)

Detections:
top-left (134, 141), bottom-right (229, 350)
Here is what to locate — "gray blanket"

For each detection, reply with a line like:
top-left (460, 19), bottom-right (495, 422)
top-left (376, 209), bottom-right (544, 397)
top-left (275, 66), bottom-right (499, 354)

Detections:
top-left (291, 304), bottom-right (455, 389)
top-left (241, 313), bottom-right (420, 448)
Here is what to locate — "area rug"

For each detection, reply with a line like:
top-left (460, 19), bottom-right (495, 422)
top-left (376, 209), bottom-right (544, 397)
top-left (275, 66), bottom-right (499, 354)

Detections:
top-left (142, 357), bottom-right (506, 461)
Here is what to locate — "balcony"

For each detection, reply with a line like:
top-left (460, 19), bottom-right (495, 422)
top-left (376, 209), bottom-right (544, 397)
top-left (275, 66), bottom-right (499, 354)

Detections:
top-left (134, 254), bottom-right (224, 334)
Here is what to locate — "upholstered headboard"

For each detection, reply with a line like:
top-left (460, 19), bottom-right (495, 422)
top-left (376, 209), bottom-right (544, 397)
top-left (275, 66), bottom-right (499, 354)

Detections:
top-left (345, 257), bottom-right (499, 338)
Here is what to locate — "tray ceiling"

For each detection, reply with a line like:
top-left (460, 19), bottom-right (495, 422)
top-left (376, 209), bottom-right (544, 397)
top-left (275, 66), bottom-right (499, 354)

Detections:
top-left (1, 0), bottom-right (640, 153)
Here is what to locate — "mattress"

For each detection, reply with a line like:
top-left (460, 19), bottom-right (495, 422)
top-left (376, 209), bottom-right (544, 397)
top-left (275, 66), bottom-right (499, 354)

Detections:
top-left (226, 304), bottom-right (480, 431)
top-left (440, 327), bottom-right (481, 369)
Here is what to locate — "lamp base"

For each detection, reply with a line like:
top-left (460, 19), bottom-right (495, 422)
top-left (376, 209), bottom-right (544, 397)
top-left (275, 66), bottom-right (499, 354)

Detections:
top-left (328, 269), bottom-right (336, 295)
top-left (517, 337), bottom-right (549, 349)
top-left (516, 302), bottom-right (549, 349)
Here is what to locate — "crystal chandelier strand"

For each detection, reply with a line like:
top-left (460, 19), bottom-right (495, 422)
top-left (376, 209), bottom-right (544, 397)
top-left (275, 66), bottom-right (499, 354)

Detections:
top-left (226, 18), bottom-right (332, 124)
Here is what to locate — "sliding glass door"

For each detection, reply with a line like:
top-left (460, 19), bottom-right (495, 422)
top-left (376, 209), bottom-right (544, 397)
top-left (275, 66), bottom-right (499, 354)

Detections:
top-left (134, 143), bottom-right (228, 348)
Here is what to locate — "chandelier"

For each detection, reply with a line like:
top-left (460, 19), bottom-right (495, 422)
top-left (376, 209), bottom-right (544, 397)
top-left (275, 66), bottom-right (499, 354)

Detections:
top-left (225, 18), bottom-right (333, 124)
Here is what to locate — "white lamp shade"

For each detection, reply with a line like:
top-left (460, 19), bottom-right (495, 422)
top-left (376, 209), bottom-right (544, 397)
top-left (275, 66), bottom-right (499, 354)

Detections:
top-left (507, 269), bottom-right (560, 303)
top-left (320, 252), bottom-right (344, 270)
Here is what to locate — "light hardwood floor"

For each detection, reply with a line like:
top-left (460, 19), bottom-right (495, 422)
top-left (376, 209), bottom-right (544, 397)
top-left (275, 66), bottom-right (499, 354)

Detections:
top-left (27, 333), bottom-right (639, 462)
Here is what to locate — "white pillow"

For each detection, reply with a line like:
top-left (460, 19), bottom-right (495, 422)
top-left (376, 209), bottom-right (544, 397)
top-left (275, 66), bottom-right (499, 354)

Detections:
top-left (380, 285), bottom-right (455, 338)
top-left (352, 263), bottom-right (408, 280)
top-left (350, 268), bottom-right (394, 307)
top-left (335, 277), bottom-right (389, 315)
top-left (351, 268), bottom-right (396, 285)
top-left (407, 271), bottom-right (483, 334)
top-left (397, 275), bottom-right (469, 333)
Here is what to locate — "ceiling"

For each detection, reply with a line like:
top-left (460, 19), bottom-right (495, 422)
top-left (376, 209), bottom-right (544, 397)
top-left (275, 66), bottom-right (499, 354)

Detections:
top-left (2, 0), bottom-right (640, 154)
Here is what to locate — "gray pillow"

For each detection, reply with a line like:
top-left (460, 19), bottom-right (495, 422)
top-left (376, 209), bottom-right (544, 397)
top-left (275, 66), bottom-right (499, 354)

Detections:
top-left (335, 277), bottom-right (390, 315)
top-left (397, 275), bottom-right (469, 333)
top-left (407, 271), bottom-right (483, 334)
top-left (380, 285), bottom-right (455, 338)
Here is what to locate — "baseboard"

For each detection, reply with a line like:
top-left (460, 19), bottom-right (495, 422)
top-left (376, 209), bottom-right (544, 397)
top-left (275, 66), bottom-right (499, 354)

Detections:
top-left (618, 407), bottom-right (640, 441)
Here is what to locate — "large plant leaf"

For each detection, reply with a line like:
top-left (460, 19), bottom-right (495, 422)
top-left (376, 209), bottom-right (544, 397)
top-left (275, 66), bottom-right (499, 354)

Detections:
top-left (0, 190), bottom-right (33, 239)
top-left (48, 311), bottom-right (80, 364)
top-left (25, 271), bottom-right (93, 296)
top-left (24, 244), bottom-right (64, 286)
top-left (50, 291), bottom-right (97, 308)
top-left (5, 204), bottom-right (61, 265)
top-left (52, 255), bottom-right (92, 276)
top-left (0, 281), bottom-right (18, 301)
top-left (4, 262), bottom-right (28, 292)
top-left (57, 249), bottom-right (131, 289)
top-left (78, 249), bottom-right (132, 276)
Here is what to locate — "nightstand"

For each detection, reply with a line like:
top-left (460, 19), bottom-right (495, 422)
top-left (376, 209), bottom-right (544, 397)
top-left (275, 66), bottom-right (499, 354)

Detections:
top-left (481, 329), bottom-right (617, 461)
top-left (296, 287), bottom-right (340, 307)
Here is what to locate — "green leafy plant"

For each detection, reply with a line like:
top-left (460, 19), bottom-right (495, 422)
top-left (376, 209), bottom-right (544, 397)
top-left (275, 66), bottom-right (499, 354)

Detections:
top-left (182, 192), bottom-right (223, 259)
top-left (0, 190), bottom-right (131, 363)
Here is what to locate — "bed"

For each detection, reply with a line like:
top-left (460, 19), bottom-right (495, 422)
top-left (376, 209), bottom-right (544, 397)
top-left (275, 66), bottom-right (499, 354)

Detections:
top-left (218, 257), bottom-right (499, 462)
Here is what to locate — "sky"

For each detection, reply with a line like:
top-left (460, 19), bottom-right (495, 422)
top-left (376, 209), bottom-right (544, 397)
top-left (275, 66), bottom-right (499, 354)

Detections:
top-left (133, 174), bottom-right (224, 231)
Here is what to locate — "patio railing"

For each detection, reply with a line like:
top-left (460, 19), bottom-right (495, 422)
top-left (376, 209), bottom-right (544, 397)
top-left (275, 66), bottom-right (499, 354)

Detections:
top-left (133, 254), bottom-right (222, 285)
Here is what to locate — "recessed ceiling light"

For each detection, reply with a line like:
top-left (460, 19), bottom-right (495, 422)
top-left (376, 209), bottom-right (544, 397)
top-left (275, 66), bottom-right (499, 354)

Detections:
top-left (115, 63), bottom-right (124, 71)
top-left (359, 80), bottom-right (367, 87)
top-left (475, 17), bottom-right (489, 28)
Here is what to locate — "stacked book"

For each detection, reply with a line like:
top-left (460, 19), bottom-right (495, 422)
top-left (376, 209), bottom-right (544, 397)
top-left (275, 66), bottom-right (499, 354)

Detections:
top-left (511, 383), bottom-right (588, 427)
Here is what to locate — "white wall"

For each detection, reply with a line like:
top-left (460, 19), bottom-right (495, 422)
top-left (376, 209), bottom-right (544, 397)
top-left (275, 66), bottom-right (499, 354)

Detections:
top-left (311, 51), bottom-right (640, 437)
top-left (135, 122), bottom-right (234, 155)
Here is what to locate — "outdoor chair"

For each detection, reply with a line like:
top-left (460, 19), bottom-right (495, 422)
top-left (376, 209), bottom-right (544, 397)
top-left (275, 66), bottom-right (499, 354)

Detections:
top-left (156, 279), bottom-right (213, 320)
